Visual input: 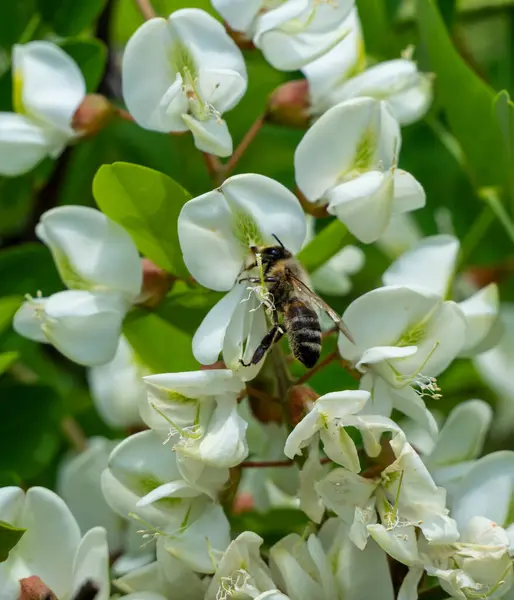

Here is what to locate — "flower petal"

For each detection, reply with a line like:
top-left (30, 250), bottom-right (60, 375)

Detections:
top-left (383, 234), bottom-right (459, 298)
top-left (295, 98), bottom-right (400, 202)
top-left (192, 284), bottom-right (248, 364)
top-left (367, 524), bottom-right (419, 566)
top-left (211, 0), bottom-right (262, 32)
top-left (14, 41), bottom-right (85, 132)
top-left (198, 67), bottom-right (247, 114)
top-left (327, 170), bottom-right (395, 243)
top-left (316, 469), bottom-right (377, 523)
top-left (41, 290), bottom-right (127, 366)
top-left (13, 297), bottom-right (50, 343)
top-left (459, 283), bottom-right (500, 356)
top-left (36, 206), bottom-right (142, 298)
top-left (392, 170), bottom-right (426, 214)
top-left (71, 527), bottom-right (110, 600)
top-left (0, 113), bottom-right (52, 176)
top-left (182, 113), bottom-right (233, 157)
top-left (284, 410), bottom-right (322, 459)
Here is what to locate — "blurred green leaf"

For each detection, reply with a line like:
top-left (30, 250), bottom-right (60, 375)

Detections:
top-left (297, 219), bottom-right (349, 272)
top-left (0, 297), bottom-right (22, 333)
top-left (0, 520), bottom-right (26, 562)
top-left (0, 244), bottom-right (62, 297)
top-left (416, 0), bottom-right (505, 187)
top-left (0, 352), bottom-right (18, 377)
top-left (355, 0), bottom-right (393, 57)
top-left (61, 39), bottom-right (107, 92)
top-left (0, 176), bottom-right (35, 238)
top-left (94, 162), bottom-right (191, 277)
top-left (494, 90), bottom-right (514, 196)
top-left (124, 286), bottom-right (221, 373)
top-left (0, 0), bottom-right (36, 50)
top-left (37, 0), bottom-right (108, 36)
top-left (0, 384), bottom-right (62, 479)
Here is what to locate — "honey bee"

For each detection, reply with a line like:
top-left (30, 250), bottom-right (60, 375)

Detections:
top-left (239, 234), bottom-right (354, 368)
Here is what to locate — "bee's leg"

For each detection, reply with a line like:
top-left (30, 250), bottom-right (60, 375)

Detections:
top-left (239, 308), bottom-right (284, 367)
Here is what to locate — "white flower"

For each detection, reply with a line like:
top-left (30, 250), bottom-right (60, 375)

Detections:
top-left (475, 305), bottom-right (514, 435)
top-left (376, 213), bottom-right (423, 259)
top-left (423, 516), bottom-right (514, 600)
top-left (307, 55), bottom-right (432, 125)
top-left (122, 8), bottom-right (247, 157)
top-left (338, 285), bottom-right (467, 436)
top-left (88, 336), bottom-right (148, 429)
top-left (295, 98), bottom-right (425, 243)
top-left (284, 389), bottom-right (370, 470)
top-left (212, 0), bottom-right (355, 71)
top-left (13, 206), bottom-right (142, 366)
top-left (270, 532), bottom-right (338, 599)
top-left (177, 173), bottom-right (306, 377)
top-left (101, 429), bottom-right (210, 529)
top-left (383, 234), bottom-right (500, 356)
top-left (144, 370), bottom-right (247, 491)
top-left (57, 437), bottom-right (154, 575)
top-left (401, 399), bottom-right (492, 499)
top-left (318, 518), bottom-right (395, 600)
top-left (205, 531), bottom-right (278, 600)
top-left (0, 41), bottom-right (86, 176)
top-left (304, 216), bottom-right (365, 297)
top-left (0, 486), bottom-right (109, 600)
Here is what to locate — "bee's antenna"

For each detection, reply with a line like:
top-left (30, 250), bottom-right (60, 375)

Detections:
top-left (271, 233), bottom-right (285, 249)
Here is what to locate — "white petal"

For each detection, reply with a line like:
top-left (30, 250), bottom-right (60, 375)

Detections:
top-left (182, 113), bottom-right (233, 157)
top-left (37, 205), bottom-right (142, 298)
top-left (428, 399), bottom-right (492, 467)
top-left (356, 345), bottom-right (418, 370)
top-left (13, 298), bottom-right (49, 343)
top-left (162, 503), bottom-right (231, 573)
top-left (299, 443), bottom-right (328, 524)
top-left (144, 369), bottom-right (243, 398)
top-left (0, 113), bottom-right (52, 176)
top-left (316, 469), bottom-right (377, 523)
top-left (452, 451), bottom-right (514, 529)
top-left (168, 9), bottom-right (247, 78)
top-left (327, 170), bottom-right (395, 243)
top-left (122, 18), bottom-right (184, 132)
top-left (71, 527), bottom-right (110, 600)
top-left (192, 284), bottom-right (247, 364)
top-left (367, 524), bottom-right (419, 566)
top-left (295, 98), bottom-right (400, 202)
top-left (284, 410), bottom-right (321, 459)
top-left (398, 567), bottom-right (424, 600)
top-left (14, 487), bottom-right (81, 598)
top-left (178, 189), bottom-right (245, 291)
top-left (314, 389), bottom-right (371, 419)
top-left (41, 290), bottom-right (127, 366)
top-left (388, 385), bottom-right (438, 440)
top-left (221, 173), bottom-right (307, 254)
top-left (137, 481), bottom-right (200, 507)
top-left (459, 284), bottom-right (500, 355)
top-left (338, 285), bottom-right (440, 359)
top-left (311, 244), bottom-right (365, 296)
top-left (88, 337), bottom-right (146, 429)
top-left (392, 170), bottom-right (426, 214)
top-left (376, 213), bottom-right (423, 259)
top-left (57, 437), bottom-right (124, 553)
top-left (14, 41), bottom-right (85, 132)
top-left (359, 374), bottom-right (394, 418)
top-left (198, 67), bottom-right (247, 114)
top-left (321, 421), bottom-right (360, 471)
top-left (0, 487), bottom-right (24, 523)
top-left (383, 234), bottom-right (459, 297)
top-left (211, 0), bottom-right (262, 32)
top-left (387, 78), bottom-right (433, 127)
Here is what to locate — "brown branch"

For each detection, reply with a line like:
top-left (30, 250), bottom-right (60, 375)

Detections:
top-left (241, 456), bottom-right (333, 469)
top-left (202, 152), bottom-right (223, 185)
top-left (61, 416), bottom-right (88, 452)
top-left (134, 0), bottom-right (156, 20)
top-left (222, 114), bottom-right (265, 180)
top-left (296, 351), bottom-right (338, 385)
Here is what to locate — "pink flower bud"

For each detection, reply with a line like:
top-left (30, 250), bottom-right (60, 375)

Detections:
top-left (267, 79), bottom-right (311, 129)
top-left (136, 258), bottom-right (174, 309)
top-left (72, 94), bottom-right (114, 137)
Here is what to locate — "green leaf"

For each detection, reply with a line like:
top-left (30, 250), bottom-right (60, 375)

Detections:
top-left (60, 40), bottom-right (107, 93)
top-left (297, 219), bottom-right (349, 273)
top-left (0, 243), bottom-right (62, 297)
top-left (0, 520), bottom-right (26, 562)
top-left (416, 0), bottom-right (505, 187)
top-left (0, 384), bottom-right (62, 479)
top-left (230, 508), bottom-right (310, 548)
top-left (0, 176), bottom-right (35, 237)
top-left (0, 352), bottom-right (18, 376)
top-left (0, 0), bottom-right (35, 50)
top-left (93, 162), bottom-right (191, 277)
top-left (494, 90), bottom-right (514, 196)
top-left (124, 287), bottom-right (221, 373)
top-left (0, 297), bottom-right (22, 334)
top-left (37, 0), bottom-right (108, 36)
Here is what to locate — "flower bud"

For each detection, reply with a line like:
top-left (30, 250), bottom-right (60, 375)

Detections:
top-left (286, 384), bottom-right (319, 426)
top-left (72, 94), bottom-right (114, 137)
top-left (224, 22), bottom-right (255, 50)
top-left (136, 258), bottom-right (174, 309)
top-left (20, 576), bottom-right (57, 600)
top-left (266, 79), bottom-right (311, 129)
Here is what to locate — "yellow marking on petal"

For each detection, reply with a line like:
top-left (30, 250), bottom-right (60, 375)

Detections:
top-left (353, 127), bottom-right (376, 172)
top-left (13, 69), bottom-right (25, 115)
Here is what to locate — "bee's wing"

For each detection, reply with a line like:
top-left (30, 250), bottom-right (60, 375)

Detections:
top-left (286, 269), bottom-right (355, 344)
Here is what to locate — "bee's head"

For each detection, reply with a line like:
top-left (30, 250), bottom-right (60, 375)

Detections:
top-left (250, 234), bottom-right (291, 264)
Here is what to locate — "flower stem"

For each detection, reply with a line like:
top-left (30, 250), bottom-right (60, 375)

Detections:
top-left (296, 351), bottom-right (337, 385)
top-left (202, 152), bottom-right (224, 185)
top-left (479, 186), bottom-right (514, 246)
top-left (459, 203), bottom-right (495, 267)
top-left (222, 114), bottom-right (265, 181)
top-left (297, 218), bottom-right (349, 272)
top-left (61, 416), bottom-right (87, 452)
top-left (134, 0), bottom-right (156, 20)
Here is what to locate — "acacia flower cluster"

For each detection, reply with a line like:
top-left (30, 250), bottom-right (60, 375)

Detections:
top-left (3, 2), bottom-right (512, 600)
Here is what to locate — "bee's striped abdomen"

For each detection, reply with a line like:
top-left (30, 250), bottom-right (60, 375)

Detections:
top-left (285, 299), bottom-right (322, 368)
